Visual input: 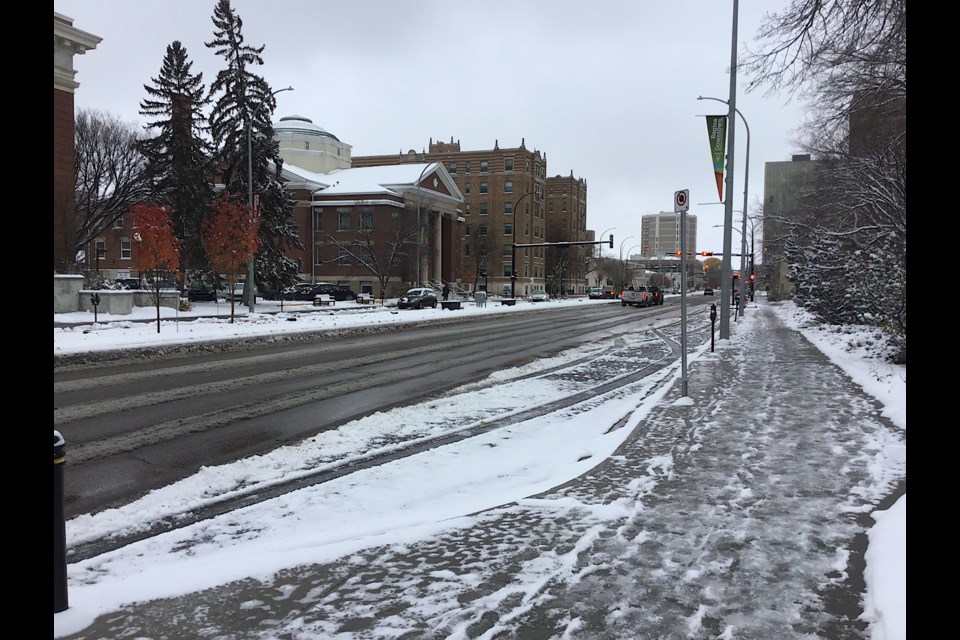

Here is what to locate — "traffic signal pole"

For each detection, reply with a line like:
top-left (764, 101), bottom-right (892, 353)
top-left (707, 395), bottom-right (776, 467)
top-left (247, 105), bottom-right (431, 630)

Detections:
top-left (511, 235), bottom-right (613, 300)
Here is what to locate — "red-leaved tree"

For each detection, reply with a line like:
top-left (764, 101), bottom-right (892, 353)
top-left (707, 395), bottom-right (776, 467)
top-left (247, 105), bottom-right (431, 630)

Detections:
top-left (202, 193), bottom-right (259, 322)
top-left (132, 202), bottom-right (181, 332)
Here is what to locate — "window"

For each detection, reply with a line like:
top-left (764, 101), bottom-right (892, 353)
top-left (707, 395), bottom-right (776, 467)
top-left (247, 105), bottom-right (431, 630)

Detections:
top-left (480, 203), bottom-right (488, 216)
top-left (313, 210), bottom-right (323, 230)
top-left (480, 160), bottom-right (488, 172)
top-left (504, 158), bottom-right (513, 171)
top-left (504, 223), bottom-right (513, 235)
top-left (502, 264), bottom-right (512, 277)
top-left (448, 162), bottom-right (457, 175)
top-left (504, 181), bottom-right (513, 193)
top-left (337, 249), bottom-right (351, 265)
top-left (95, 239), bottom-right (106, 257)
top-left (360, 246), bottom-right (374, 265)
top-left (479, 182), bottom-right (488, 194)
top-left (338, 211), bottom-right (351, 230)
top-left (504, 244), bottom-right (512, 256)
top-left (112, 216), bottom-right (124, 230)
top-left (479, 224), bottom-right (488, 236)
top-left (360, 210), bottom-right (373, 231)
top-left (120, 239), bottom-right (131, 259)
top-left (465, 183), bottom-right (471, 195)
top-left (359, 281), bottom-right (373, 294)
top-left (465, 161), bottom-right (471, 173)
top-left (465, 245), bottom-right (471, 256)
top-left (464, 203), bottom-right (471, 215)
top-left (504, 203), bottom-right (513, 215)
top-left (314, 244), bottom-right (323, 265)
top-left (465, 224), bottom-right (471, 236)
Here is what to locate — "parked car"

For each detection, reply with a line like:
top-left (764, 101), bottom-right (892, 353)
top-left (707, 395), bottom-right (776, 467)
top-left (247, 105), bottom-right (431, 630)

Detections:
top-left (284, 283), bottom-right (317, 301)
top-left (257, 282), bottom-right (286, 301)
top-left (601, 285), bottom-right (617, 299)
top-left (187, 280), bottom-right (218, 302)
top-left (314, 283), bottom-right (357, 301)
top-left (229, 282), bottom-right (252, 302)
top-left (114, 278), bottom-right (142, 290)
top-left (286, 283), bottom-right (357, 302)
top-left (397, 287), bottom-right (439, 309)
top-left (703, 287), bottom-right (714, 296)
top-left (647, 285), bottom-right (664, 305)
top-left (530, 290), bottom-right (549, 302)
top-left (588, 287), bottom-right (604, 299)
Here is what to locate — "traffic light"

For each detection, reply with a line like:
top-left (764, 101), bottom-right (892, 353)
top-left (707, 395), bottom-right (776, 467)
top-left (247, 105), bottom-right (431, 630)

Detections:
top-left (608, 234), bottom-right (614, 248)
top-left (749, 273), bottom-right (755, 281)
top-left (701, 251), bottom-right (713, 256)
top-left (675, 250), bottom-right (682, 257)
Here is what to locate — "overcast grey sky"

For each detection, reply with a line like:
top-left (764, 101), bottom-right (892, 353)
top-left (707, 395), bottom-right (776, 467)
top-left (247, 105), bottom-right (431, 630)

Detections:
top-left (55, 0), bottom-right (810, 260)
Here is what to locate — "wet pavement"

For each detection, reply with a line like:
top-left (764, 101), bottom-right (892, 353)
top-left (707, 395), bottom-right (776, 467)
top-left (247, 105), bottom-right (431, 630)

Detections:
top-left (59, 304), bottom-right (906, 640)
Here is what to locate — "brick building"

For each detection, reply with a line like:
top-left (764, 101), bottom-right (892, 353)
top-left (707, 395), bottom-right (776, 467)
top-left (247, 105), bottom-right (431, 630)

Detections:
top-left (53, 12), bottom-right (100, 273)
top-left (353, 138), bottom-right (590, 297)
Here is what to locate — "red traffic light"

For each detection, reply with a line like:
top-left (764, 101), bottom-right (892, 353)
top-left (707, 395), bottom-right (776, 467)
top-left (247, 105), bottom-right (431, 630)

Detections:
top-left (675, 250), bottom-right (682, 257)
top-left (701, 251), bottom-right (713, 256)
top-left (749, 274), bottom-right (755, 281)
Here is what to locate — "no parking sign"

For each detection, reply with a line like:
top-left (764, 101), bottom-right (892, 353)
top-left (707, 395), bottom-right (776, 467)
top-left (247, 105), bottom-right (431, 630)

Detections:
top-left (674, 189), bottom-right (689, 213)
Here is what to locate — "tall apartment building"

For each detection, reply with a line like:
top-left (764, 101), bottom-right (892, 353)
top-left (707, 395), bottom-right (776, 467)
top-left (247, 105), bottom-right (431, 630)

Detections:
top-left (353, 138), bottom-right (561, 297)
top-left (639, 212), bottom-right (697, 258)
top-left (545, 173), bottom-right (589, 295)
top-left (762, 154), bottom-right (818, 300)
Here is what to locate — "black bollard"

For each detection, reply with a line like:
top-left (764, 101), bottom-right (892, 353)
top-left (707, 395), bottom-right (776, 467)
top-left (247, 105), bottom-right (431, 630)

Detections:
top-left (54, 430), bottom-right (68, 613)
top-left (710, 303), bottom-right (717, 352)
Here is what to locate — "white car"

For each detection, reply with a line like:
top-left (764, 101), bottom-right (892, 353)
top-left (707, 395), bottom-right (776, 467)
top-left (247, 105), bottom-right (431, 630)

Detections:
top-left (229, 283), bottom-right (254, 302)
top-left (530, 290), bottom-right (549, 302)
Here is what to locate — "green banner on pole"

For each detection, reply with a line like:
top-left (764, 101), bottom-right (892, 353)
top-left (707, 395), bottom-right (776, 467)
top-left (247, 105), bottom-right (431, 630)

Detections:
top-left (706, 115), bottom-right (727, 202)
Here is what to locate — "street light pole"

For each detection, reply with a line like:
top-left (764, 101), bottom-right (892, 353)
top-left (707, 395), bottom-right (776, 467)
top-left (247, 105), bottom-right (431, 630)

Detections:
top-left (699, 91), bottom-right (750, 323)
top-left (247, 85), bottom-right (294, 313)
top-left (624, 243), bottom-right (641, 287)
top-left (510, 190), bottom-right (535, 299)
top-left (696, 0), bottom-right (740, 338)
top-left (618, 235), bottom-right (635, 290)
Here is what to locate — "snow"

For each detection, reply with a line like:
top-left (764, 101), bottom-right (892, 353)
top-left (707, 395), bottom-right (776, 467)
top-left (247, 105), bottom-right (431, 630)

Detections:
top-left (53, 294), bottom-right (905, 639)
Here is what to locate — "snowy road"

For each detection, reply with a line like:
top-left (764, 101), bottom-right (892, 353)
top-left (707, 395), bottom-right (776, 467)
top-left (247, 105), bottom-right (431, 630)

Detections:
top-left (59, 307), bottom-right (905, 639)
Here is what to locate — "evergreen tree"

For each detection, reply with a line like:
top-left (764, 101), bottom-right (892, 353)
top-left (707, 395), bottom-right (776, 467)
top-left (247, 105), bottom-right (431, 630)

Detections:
top-left (205, 0), bottom-right (301, 298)
top-left (138, 41), bottom-right (215, 276)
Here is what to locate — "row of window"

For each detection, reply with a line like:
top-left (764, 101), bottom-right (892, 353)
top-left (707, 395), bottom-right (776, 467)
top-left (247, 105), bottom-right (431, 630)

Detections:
top-left (95, 239), bottom-right (132, 259)
top-left (447, 158), bottom-right (514, 175)
top-left (463, 223), bottom-right (546, 239)
top-left (313, 244), bottom-right (375, 266)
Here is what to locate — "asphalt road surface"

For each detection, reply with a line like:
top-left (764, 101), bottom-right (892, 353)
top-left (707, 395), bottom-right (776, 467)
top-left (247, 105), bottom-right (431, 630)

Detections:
top-left (55, 297), bottom-right (714, 520)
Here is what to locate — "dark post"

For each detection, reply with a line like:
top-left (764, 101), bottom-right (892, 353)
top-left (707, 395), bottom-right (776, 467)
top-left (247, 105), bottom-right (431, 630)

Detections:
top-left (54, 431), bottom-right (68, 613)
top-left (91, 292), bottom-right (101, 323)
top-left (710, 303), bottom-right (718, 352)
top-left (510, 244), bottom-right (517, 299)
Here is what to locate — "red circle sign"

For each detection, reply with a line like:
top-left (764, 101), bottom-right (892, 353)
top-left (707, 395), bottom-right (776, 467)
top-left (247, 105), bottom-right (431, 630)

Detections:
top-left (676, 191), bottom-right (687, 206)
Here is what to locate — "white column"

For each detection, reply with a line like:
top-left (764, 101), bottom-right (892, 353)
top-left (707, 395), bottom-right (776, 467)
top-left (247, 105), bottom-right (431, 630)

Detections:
top-left (432, 211), bottom-right (442, 285)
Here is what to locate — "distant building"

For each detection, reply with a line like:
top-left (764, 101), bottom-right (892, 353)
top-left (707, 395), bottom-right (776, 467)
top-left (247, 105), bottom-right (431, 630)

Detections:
top-left (762, 154), bottom-right (818, 300)
top-left (640, 212), bottom-right (698, 258)
top-left (352, 138), bottom-right (589, 297)
top-left (273, 122), bottom-right (462, 295)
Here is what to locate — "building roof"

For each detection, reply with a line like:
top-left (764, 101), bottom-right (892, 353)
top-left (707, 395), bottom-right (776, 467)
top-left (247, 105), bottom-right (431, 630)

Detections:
top-left (274, 115), bottom-right (341, 142)
top-left (276, 161), bottom-right (464, 203)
